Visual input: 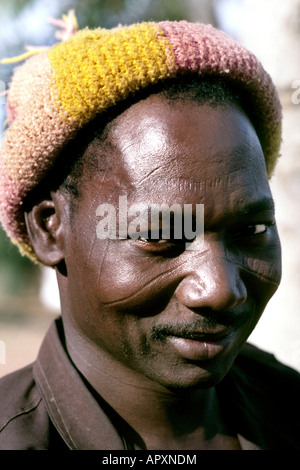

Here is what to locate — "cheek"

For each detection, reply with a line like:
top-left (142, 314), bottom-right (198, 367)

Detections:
top-left (245, 245), bottom-right (282, 311)
top-left (226, 232), bottom-right (282, 307)
top-left (95, 240), bottom-right (180, 312)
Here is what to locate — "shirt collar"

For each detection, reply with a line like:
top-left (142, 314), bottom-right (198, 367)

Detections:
top-left (33, 318), bottom-right (126, 450)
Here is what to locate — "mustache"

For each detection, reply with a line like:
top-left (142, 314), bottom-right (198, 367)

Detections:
top-left (150, 311), bottom-right (245, 341)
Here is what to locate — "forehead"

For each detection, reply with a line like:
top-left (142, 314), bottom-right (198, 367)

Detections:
top-left (96, 95), bottom-right (271, 212)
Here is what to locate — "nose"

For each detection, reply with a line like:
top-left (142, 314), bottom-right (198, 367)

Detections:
top-left (175, 251), bottom-right (247, 311)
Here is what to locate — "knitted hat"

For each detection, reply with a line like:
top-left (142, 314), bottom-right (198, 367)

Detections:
top-left (0, 17), bottom-right (282, 261)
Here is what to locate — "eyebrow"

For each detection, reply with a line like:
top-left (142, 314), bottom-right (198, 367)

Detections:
top-left (125, 197), bottom-right (275, 222)
top-left (235, 197), bottom-right (275, 217)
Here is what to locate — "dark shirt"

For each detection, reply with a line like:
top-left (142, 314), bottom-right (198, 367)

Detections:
top-left (0, 317), bottom-right (299, 450)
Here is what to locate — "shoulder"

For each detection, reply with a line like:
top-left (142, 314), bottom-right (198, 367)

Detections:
top-left (234, 342), bottom-right (300, 390)
top-left (219, 343), bottom-right (300, 450)
top-left (0, 364), bottom-right (51, 449)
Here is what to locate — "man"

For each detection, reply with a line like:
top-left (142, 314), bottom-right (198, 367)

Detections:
top-left (0, 19), bottom-right (299, 450)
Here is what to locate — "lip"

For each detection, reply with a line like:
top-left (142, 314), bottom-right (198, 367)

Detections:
top-left (166, 330), bottom-right (234, 361)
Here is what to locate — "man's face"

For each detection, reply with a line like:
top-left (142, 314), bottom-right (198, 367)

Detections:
top-left (60, 95), bottom-right (281, 389)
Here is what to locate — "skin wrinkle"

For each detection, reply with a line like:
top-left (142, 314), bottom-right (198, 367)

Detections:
top-left (82, 176), bottom-right (113, 265)
top-left (87, 228), bottom-right (100, 263)
top-left (246, 257), bottom-right (280, 285)
top-left (96, 247), bottom-right (211, 307)
top-left (221, 254), bottom-right (280, 285)
top-left (93, 240), bottom-right (279, 309)
top-left (96, 237), bottom-right (111, 291)
top-left (138, 165), bottom-right (163, 184)
top-left (144, 165), bottom-right (267, 196)
top-left (136, 164), bottom-right (171, 187)
top-left (135, 153), bottom-right (181, 188)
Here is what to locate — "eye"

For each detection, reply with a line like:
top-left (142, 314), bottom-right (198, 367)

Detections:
top-left (129, 230), bottom-right (187, 255)
top-left (246, 224), bottom-right (269, 236)
top-left (237, 221), bottom-right (275, 240)
top-left (138, 236), bottom-right (169, 244)
top-left (128, 228), bottom-right (176, 245)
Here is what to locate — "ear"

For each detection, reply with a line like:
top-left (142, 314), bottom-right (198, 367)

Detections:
top-left (25, 197), bottom-right (65, 267)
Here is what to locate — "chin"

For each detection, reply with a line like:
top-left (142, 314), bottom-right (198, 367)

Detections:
top-left (148, 361), bottom-right (232, 392)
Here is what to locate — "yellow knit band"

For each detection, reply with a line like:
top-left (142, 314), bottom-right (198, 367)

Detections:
top-left (48, 23), bottom-right (175, 125)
